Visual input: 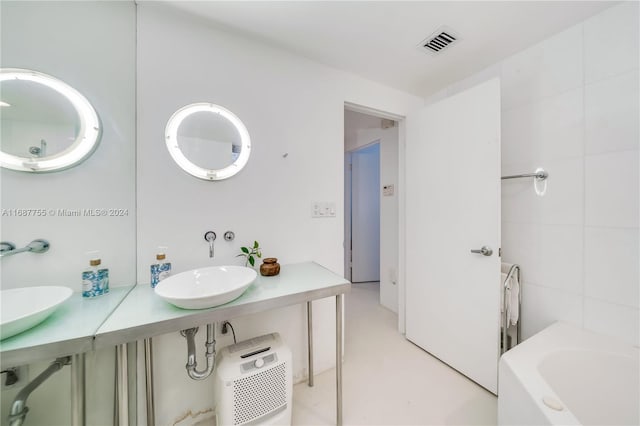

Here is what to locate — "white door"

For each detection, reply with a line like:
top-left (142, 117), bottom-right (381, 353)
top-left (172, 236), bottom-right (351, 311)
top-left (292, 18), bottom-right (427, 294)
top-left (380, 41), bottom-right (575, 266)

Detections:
top-left (405, 79), bottom-right (501, 393)
top-left (350, 143), bottom-right (380, 283)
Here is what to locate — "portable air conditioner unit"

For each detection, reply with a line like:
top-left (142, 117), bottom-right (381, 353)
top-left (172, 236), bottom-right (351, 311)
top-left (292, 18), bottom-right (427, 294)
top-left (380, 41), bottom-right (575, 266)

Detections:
top-left (214, 333), bottom-right (292, 426)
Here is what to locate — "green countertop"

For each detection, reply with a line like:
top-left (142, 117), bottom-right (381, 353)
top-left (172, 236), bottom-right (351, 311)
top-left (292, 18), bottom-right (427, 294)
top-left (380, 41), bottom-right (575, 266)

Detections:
top-left (95, 262), bottom-right (350, 348)
top-left (1, 262), bottom-right (350, 368)
top-left (0, 286), bottom-right (133, 369)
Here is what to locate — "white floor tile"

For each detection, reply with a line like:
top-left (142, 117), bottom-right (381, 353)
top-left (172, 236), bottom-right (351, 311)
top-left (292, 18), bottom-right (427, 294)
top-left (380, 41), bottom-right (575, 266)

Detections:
top-left (292, 283), bottom-right (497, 425)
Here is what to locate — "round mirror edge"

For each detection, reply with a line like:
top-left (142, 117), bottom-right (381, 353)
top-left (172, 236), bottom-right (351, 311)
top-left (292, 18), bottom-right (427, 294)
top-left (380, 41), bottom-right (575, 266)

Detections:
top-left (0, 68), bottom-right (103, 173)
top-left (164, 102), bottom-right (251, 181)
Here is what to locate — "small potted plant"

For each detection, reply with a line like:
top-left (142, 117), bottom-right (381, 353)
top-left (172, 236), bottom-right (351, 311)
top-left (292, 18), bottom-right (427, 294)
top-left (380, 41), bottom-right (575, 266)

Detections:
top-left (237, 241), bottom-right (261, 267)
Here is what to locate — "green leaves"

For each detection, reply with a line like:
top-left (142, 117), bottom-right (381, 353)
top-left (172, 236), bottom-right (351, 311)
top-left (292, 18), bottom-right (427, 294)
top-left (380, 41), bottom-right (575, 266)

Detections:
top-left (238, 241), bottom-right (261, 268)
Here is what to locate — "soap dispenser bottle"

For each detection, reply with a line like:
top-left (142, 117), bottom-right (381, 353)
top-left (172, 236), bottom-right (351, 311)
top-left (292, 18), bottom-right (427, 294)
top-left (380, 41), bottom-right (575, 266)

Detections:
top-left (150, 250), bottom-right (171, 288)
top-left (82, 255), bottom-right (109, 298)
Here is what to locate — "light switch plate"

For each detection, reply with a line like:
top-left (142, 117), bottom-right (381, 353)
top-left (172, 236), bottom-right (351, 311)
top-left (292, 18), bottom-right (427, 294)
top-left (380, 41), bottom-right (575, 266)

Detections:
top-left (311, 202), bottom-right (336, 218)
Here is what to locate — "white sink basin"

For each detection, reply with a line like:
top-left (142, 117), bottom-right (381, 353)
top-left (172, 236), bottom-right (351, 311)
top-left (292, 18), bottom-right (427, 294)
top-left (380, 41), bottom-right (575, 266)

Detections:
top-left (1, 286), bottom-right (73, 340)
top-left (154, 266), bottom-right (257, 309)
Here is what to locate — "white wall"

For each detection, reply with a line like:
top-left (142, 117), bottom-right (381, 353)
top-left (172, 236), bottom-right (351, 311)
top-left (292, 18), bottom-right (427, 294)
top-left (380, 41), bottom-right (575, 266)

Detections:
top-left (0, 2), bottom-right (136, 425)
top-left (136, 4), bottom-right (423, 424)
top-left (0, 1), bottom-right (137, 290)
top-left (425, 2), bottom-right (639, 346)
top-left (344, 110), bottom-right (400, 312)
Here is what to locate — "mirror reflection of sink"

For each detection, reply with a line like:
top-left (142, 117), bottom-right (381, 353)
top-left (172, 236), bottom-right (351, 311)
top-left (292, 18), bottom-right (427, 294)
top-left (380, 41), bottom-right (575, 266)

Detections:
top-left (1, 286), bottom-right (73, 340)
top-left (154, 266), bottom-right (257, 309)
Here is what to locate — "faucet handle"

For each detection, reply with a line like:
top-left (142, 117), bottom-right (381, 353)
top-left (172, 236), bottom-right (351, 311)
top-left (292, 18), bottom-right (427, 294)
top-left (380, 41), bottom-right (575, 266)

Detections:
top-left (27, 239), bottom-right (50, 253)
top-left (1, 242), bottom-right (16, 253)
top-left (204, 232), bottom-right (216, 258)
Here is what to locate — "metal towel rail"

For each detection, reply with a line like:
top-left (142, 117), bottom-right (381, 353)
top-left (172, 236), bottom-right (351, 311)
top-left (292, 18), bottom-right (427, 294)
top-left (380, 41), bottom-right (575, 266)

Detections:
top-left (501, 169), bottom-right (548, 181)
top-left (502, 264), bottom-right (522, 355)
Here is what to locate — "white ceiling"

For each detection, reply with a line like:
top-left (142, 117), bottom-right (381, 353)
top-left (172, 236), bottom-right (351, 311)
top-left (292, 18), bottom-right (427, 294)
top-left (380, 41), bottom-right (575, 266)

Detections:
top-left (164, 1), bottom-right (615, 98)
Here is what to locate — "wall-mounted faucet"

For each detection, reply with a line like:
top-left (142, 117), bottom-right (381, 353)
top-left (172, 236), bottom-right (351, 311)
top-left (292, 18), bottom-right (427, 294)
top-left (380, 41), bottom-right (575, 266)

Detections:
top-left (28, 139), bottom-right (47, 158)
top-left (0, 239), bottom-right (50, 258)
top-left (204, 231), bottom-right (216, 258)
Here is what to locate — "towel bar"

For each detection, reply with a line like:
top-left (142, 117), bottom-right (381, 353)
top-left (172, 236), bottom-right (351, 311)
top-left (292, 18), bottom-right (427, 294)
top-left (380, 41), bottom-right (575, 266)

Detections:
top-left (501, 169), bottom-right (548, 181)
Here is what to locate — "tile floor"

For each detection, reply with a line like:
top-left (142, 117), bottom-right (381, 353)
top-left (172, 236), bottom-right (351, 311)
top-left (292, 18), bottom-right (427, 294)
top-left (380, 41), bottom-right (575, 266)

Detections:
top-left (292, 282), bottom-right (497, 425)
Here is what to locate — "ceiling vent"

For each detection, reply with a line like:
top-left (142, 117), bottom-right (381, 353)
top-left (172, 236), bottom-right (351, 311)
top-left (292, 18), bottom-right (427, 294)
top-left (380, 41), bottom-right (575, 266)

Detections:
top-left (419, 27), bottom-right (460, 55)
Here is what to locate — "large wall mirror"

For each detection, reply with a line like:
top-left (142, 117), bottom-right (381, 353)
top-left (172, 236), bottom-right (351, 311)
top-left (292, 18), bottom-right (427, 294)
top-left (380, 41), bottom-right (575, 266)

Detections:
top-left (165, 103), bottom-right (251, 180)
top-left (0, 68), bottom-right (102, 172)
top-left (0, 1), bottom-right (136, 425)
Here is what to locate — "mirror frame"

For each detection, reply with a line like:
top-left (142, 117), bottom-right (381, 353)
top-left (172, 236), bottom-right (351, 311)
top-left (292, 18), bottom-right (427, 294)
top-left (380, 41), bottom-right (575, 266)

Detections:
top-left (0, 68), bottom-right (102, 172)
top-left (165, 103), bottom-right (251, 181)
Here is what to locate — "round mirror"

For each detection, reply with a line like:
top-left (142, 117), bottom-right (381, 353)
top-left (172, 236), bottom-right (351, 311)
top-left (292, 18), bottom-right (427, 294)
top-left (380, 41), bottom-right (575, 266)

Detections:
top-left (0, 68), bottom-right (101, 172)
top-left (165, 103), bottom-right (251, 180)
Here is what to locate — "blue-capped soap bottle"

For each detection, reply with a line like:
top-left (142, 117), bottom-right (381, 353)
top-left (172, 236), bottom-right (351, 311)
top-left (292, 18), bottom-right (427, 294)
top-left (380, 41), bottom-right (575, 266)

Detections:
top-left (150, 253), bottom-right (171, 288)
top-left (82, 258), bottom-right (110, 298)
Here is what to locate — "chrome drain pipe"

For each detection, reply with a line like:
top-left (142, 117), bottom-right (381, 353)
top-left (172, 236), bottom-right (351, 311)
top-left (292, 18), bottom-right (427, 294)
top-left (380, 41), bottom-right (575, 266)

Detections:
top-left (181, 324), bottom-right (216, 380)
top-left (8, 356), bottom-right (71, 426)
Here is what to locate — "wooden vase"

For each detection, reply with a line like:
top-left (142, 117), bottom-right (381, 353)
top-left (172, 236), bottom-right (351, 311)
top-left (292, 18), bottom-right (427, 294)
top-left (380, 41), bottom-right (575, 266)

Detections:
top-left (260, 258), bottom-right (280, 276)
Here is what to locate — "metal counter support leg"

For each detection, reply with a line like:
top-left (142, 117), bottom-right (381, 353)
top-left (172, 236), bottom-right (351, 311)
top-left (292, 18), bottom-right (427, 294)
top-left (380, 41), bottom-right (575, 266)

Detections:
top-left (144, 338), bottom-right (155, 426)
top-left (115, 344), bottom-right (129, 426)
top-left (336, 294), bottom-right (343, 426)
top-left (307, 301), bottom-right (314, 387)
top-left (71, 353), bottom-right (86, 426)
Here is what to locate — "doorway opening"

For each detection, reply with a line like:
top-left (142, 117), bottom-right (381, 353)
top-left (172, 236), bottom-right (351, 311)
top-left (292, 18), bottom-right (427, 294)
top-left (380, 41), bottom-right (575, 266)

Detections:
top-left (344, 107), bottom-right (399, 312)
top-left (346, 142), bottom-right (380, 283)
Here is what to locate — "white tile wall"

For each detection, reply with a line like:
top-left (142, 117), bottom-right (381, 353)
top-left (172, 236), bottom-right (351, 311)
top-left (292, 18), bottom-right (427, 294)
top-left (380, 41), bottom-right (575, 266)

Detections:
top-left (502, 87), bottom-right (584, 164)
top-left (585, 151), bottom-right (639, 228)
top-left (584, 2), bottom-right (640, 84)
top-left (585, 227), bottom-right (639, 308)
top-left (501, 25), bottom-right (583, 109)
top-left (585, 70), bottom-right (640, 155)
top-left (502, 222), bottom-right (583, 294)
top-left (584, 298), bottom-right (640, 346)
top-left (502, 157), bottom-right (584, 226)
top-left (520, 283), bottom-right (583, 340)
top-left (496, 2), bottom-right (639, 343)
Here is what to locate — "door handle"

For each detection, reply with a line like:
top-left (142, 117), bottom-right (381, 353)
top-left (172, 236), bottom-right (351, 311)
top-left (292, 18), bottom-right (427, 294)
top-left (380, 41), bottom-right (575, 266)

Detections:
top-left (470, 246), bottom-right (493, 256)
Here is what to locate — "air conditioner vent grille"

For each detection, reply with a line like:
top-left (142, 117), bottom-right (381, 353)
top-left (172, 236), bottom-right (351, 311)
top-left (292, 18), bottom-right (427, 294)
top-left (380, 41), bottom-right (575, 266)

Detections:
top-left (232, 363), bottom-right (287, 425)
top-left (419, 28), bottom-right (460, 55)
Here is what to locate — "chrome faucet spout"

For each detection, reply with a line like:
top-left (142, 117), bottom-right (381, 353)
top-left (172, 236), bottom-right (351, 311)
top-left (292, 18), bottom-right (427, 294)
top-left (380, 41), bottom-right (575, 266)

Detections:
top-left (204, 231), bottom-right (216, 258)
top-left (0, 239), bottom-right (49, 258)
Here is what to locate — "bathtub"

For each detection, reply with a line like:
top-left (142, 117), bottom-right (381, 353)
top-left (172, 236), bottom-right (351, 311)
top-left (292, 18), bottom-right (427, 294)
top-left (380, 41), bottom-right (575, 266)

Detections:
top-left (498, 322), bottom-right (639, 425)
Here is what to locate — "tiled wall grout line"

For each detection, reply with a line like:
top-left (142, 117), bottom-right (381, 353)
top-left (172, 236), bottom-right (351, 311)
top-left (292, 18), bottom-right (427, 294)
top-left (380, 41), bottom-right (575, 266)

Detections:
top-left (580, 21), bottom-right (588, 330)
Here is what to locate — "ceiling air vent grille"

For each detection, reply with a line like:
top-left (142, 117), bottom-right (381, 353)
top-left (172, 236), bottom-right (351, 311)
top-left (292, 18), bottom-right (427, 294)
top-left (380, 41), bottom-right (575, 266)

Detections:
top-left (419, 28), bottom-right (460, 55)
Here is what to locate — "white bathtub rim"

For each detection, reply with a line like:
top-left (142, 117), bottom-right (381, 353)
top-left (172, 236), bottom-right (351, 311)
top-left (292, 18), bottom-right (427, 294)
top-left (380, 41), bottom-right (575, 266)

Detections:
top-left (499, 321), bottom-right (639, 425)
